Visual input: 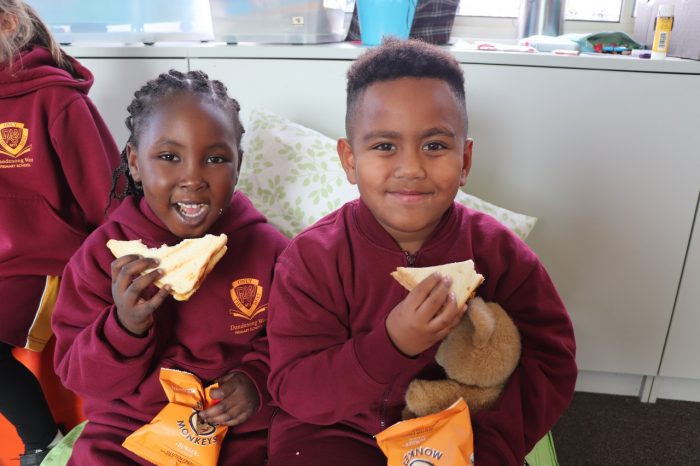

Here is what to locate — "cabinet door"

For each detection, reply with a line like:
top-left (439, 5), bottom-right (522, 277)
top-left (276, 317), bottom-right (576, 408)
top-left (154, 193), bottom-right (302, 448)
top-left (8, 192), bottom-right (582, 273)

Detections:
top-left (659, 197), bottom-right (700, 379)
top-left (77, 58), bottom-right (188, 146)
top-left (460, 63), bottom-right (700, 375)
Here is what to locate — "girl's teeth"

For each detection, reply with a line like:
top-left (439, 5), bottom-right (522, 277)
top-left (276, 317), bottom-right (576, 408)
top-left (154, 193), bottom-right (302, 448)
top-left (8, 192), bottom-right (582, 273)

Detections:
top-left (177, 203), bottom-right (208, 218)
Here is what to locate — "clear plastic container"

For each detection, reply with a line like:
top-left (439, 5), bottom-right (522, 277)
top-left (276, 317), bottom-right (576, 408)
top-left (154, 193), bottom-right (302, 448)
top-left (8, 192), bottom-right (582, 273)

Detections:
top-left (30, 0), bottom-right (214, 44)
top-left (209, 0), bottom-right (349, 44)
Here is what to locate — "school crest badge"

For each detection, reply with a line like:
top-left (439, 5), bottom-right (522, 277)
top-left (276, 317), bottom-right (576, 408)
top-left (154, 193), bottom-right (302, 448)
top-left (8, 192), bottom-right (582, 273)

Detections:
top-left (0, 122), bottom-right (32, 158)
top-left (229, 278), bottom-right (266, 320)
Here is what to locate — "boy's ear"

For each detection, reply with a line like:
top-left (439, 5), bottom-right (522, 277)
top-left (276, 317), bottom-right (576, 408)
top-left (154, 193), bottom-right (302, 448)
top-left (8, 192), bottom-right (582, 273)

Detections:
top-left (460, 138), bottom-right (474, 187)
top-left (126, 143), bottom-right (141, 183)
top-left (337, 138), bottom-right (358, 185)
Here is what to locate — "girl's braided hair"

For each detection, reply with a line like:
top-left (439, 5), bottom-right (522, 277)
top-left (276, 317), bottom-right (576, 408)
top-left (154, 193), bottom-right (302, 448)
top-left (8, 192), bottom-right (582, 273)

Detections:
top-left (108, 69), bottom-right (244, 203)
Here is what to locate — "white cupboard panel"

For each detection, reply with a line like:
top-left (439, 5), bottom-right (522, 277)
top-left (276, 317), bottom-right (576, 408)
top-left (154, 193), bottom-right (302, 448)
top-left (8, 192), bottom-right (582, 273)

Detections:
top-left (659, 197), bottom-right (700, 379)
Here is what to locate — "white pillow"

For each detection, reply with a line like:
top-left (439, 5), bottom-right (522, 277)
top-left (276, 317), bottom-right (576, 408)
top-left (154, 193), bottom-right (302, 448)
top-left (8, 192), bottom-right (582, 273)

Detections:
top-left (239, 108), bottom-right (536, 239)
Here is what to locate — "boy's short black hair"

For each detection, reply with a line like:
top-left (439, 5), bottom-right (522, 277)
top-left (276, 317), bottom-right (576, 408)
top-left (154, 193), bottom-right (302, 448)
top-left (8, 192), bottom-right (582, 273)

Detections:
top-left (345, 38), bottom-right (467, 139)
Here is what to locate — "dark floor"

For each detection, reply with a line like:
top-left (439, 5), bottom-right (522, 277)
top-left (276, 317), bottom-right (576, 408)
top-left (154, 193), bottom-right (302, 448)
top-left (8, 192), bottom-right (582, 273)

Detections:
top-left (551, 392), bottom-right (700, 466)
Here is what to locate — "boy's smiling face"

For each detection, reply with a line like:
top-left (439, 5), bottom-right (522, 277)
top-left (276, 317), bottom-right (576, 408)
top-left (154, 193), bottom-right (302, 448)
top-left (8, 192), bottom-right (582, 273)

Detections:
top-left (127, 95), bottom-right (240, 239)
top-left (339, 77), bottom-right (472, 253)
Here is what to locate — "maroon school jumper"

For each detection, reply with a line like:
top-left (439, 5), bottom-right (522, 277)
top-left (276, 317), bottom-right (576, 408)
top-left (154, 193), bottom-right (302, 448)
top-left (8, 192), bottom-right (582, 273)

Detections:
top-left (52, 193), bottom-right (288, 465)
top-left (267, 199), bottom-right (577, 466)
top-left (0, 46), bottom-right (119, 346)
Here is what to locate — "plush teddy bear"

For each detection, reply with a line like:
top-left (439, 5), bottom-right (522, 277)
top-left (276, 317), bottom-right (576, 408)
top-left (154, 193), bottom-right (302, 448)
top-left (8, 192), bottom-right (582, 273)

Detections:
top-left (403, 297), bottom-right (521, 418)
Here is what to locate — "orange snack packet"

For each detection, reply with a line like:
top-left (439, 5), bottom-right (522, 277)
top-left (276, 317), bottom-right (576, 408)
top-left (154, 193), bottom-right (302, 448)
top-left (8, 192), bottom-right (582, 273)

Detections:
top-left (376, 398), bottom-right (474, 466)
top-left (122, 368), bottom-right (228, 466)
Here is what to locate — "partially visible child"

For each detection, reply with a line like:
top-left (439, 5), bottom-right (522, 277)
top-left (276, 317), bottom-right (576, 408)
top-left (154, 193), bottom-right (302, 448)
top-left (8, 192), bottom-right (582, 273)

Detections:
top-left (0, 1), bottom-right (119, 464)
top-left (267, 38), bottom-right (577, 466)
top-left (51, 69), bottom-right (289, 465)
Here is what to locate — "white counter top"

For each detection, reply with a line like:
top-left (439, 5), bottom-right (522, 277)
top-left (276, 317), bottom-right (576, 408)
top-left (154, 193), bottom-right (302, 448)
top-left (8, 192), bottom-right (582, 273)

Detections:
top-left (63, 42), bottom-right (700, 75)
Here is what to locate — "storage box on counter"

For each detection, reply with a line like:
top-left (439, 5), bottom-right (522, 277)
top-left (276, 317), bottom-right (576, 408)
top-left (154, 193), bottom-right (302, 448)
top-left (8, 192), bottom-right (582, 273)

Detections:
top-left (30, 0), bottom-right (214, 44)
top-left (209, 0), bottom-right (349, 44)
top-left (634, 0), bottom-right (700, 60)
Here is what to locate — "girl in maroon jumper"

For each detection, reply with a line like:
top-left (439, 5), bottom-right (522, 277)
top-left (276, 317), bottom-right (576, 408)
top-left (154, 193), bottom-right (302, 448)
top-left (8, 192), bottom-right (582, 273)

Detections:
top-left (0, 1), bottom-right (119, 464)
top-left (51, 70), bottom-right (288, 465)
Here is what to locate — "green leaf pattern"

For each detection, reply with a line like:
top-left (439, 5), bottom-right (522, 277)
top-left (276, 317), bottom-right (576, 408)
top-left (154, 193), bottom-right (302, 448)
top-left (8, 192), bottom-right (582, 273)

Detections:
top-left (239, 109), bottom-right (537, 239)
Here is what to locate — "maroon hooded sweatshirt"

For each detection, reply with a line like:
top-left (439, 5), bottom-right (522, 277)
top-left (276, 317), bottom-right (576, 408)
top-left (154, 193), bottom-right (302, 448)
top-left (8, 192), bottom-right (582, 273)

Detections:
top-left (52, 193), bottom-right (288, 465)
top-left (267, 199), bottom-right (577, 466)
top-left (0, 46), bottom-right (120, 279)
top-left (0, 46), bottom-right (119, 347)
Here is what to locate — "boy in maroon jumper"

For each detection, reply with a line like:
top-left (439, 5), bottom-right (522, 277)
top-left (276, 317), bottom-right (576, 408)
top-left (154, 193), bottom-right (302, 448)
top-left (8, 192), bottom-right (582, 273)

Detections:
top-left (267, 39), bottom-right (577, 466)
top-left (52, 70), bottom-right (288, 465)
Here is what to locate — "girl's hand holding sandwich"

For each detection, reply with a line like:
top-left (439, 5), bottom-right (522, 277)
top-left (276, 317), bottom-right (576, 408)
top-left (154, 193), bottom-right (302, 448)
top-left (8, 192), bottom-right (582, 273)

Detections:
top-left (111, 254), bottom-right (171, 336)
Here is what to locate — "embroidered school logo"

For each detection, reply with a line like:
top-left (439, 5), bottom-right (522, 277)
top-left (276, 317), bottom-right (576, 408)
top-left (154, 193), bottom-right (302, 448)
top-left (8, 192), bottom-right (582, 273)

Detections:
top-left (0, 122), bottom-right (32, 158)
top-left (229, 278), bottom-right (266, 320)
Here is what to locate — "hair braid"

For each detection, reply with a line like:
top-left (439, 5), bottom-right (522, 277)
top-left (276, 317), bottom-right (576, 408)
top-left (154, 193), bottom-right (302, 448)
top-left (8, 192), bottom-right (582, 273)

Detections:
top-left (108, 69), bottom-right (245, 205)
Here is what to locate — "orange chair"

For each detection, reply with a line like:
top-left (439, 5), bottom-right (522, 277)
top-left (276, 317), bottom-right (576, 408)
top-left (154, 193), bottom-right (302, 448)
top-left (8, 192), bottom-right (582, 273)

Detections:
top-left (0, 339), bottom-right (84, 466)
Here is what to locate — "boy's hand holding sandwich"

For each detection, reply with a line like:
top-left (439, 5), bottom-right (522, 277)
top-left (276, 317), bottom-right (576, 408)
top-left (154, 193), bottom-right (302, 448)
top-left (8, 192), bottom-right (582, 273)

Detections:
top-left (387, 259), bottom-right (485, 357)
top-left (385, 273), bottom-right (465, 357)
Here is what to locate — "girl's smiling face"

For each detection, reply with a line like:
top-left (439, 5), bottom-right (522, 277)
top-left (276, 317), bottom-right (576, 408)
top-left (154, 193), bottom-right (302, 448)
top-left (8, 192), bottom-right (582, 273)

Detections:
top-left (127, 94), bottom-right (241, 238)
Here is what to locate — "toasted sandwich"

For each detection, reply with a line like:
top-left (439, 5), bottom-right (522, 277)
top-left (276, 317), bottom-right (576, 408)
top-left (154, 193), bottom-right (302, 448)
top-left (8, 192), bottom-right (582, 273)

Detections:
top-left (391, 259), bottom-right (484, 309)
top-left (106, 234), bottom-right (228, 301)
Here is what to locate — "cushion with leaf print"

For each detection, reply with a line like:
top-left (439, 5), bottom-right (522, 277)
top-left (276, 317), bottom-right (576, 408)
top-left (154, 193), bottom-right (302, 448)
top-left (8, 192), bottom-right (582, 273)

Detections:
top-left (238, 108), bottom-right (537, 239)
